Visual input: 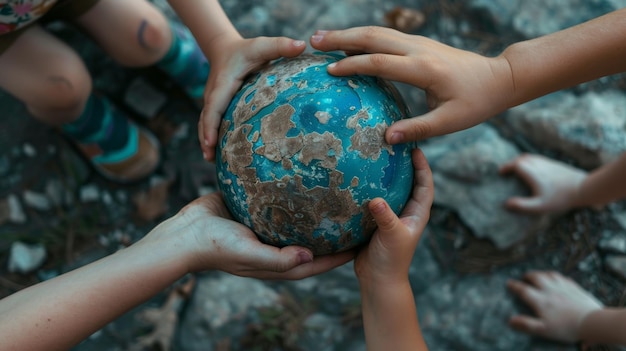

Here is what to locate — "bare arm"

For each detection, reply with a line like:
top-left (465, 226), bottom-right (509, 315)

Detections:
top-left (356, 149), bottom-right (433, 351)
top-left (166, 0), bottom-right (241, 61)
top-left (502, 8), bottom-right (626, 108)
top-left (580, 308), bottom-right (626, 345)
top-left (310, 8), bottom-right (626, 143)
top-left (576, 152), bottom-right (626, 208)
top-left (0, 193), bottom-right (354, 351)
top-left (0, 224), bottom-right (188, 351)
top-left (360, 280), bottom-right (426, 351)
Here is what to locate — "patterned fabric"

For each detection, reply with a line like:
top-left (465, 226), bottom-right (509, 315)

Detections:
top-left (0, 0), bottom-right (58, 35)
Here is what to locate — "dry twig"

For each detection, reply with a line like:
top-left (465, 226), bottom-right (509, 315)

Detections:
top-left (129, 276), bottom-right (196, 351)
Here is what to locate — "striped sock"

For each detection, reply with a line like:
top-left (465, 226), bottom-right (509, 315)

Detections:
top-left (157, 21), bottom-right (210, 99)
top-left (62, 95), bottom-right (138, 161)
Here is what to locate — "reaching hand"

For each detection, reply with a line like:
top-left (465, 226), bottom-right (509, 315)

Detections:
top-left (199, 36), bottom-right (306, 161)
top-left (309, 26), bottom-right (514, 145)
top-left (499, 154), bottom-right (587, 213)
top-left (507, 271), bottom-right (604, 343)
top-left (168, 192), bottom-right (354, 279)
top-left (354, 148), bottom-right (434, 284)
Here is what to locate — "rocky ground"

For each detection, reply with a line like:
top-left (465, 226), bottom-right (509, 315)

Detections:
top-left (1, 0), bottom-right (626, 350)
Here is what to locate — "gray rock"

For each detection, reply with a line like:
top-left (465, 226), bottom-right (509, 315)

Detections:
top-left (178, 273), bottom-right (280, 351)
top-left (410, 227), bottom-right (445, 294)
top-left (45, 179), bottom-right (64, 207)
top-left (290, 263), bottom-right (360, 304)
top-left (7, 194), bottom-right (26, 224)
top-left (421, 124), bottom-right (552, 248)
top-left (23, 189), bottom-right (51, 211)
top-left (605, 255), bottom-right (626, 280)
top-left (612, 209), bottom-right (626, 231)
top-left (417, 274), bottom-right (531, 351)
top-left (598, 235), bottom-right (626, 255)
top-left (503, 91), bottom-right (626, 169)
top-left (22, 143), bottom-right (36, 157)
top-left (80, 184), bottom-right (100, 203)
top-left (8, 241), bottom-right (47, 274)
top-left (470, 0), bottom-right (624, 38)
top-left (124, 77), bottom-right (167, 119)
top-left (300, 313), bottom-right (345, 350)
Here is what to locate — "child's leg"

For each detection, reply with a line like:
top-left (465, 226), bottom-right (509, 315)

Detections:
top-left (0, 25), bottom-right (91, 124)
top-left (0, 25), bottom-right (159, 183)
top-left (75, 0), bottom-right (209, 99)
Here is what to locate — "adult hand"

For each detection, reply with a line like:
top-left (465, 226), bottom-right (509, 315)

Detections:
top-left (507, 271), bottom-right (603, 343)
top-left (499, 154), bottom-right (587, 213)
top-left (166, 192), bottom-right (354, 279)
top-left (354, 148), bottom-right (434, 284)
top-left (199, 36), bottom-right (306, 161)
top-left (309, 26), bottom-right (514, 145)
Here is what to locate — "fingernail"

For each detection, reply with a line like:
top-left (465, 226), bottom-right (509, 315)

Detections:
top-left (202, 151), bottom-right (208, 160)
top-left (315, 30), bottom-right (329, 35)
top-left (389, 132), bottom-right (404, 144)
top-left (327, 62), bottom-right (337, 69)
top-left (311, 35), bottom-right (323, 43)
top-left (293, 40), bottom-right (305, 47)
top-left (204, 139), bottom-right (210, 147)
top-left (297, 250), bottom-right (313, 264)
top-left (370, 200), bottom-right (387, 215)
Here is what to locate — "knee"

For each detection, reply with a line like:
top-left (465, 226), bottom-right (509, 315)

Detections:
top-left (48, 68), bottom-right (91, 112)
top-left (139, 17), bottom-right (171, 52)
top-left (121, 17), bottom-right (171, 66)
top-left (32, 65), bottom-right (92, 122)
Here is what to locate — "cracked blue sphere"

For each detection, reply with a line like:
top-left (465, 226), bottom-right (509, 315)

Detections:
top-left (216, 52), bottom-right (414, 255)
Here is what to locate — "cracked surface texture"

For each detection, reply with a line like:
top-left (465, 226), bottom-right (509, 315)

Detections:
top-left (216, 53), bottom-right (414, 255)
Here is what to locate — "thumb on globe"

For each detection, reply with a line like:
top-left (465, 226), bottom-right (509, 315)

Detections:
top-left (369, 198), bottom-right (401, 235)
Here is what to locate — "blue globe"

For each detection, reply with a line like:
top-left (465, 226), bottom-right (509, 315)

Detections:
top-left (216, 52), bottom-right (414, 255)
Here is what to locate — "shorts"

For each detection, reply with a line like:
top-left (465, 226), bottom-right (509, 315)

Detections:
top-left (0, 0), bottom-right (100, 54)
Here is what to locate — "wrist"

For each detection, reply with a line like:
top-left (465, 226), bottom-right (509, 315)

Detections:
top-left (357, 272), bottom-right (410, 294)
top-left (571, 174), bottom-right (590, 209)
top-left (578, 307), bottom-right (618, 344)
top-left (573, 174), bottom-right (608, 210)
top-left (487, 53), bottom-right (518, 113)
top-left (499, 40), bottom-right (555, 108)
top-left (205, 31), bottom-right (244, 62)
top-left (138, 214), bottom-right (199, 275)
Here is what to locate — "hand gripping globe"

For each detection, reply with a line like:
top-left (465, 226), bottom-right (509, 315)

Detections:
top-left (215, 52), bottom-right (414, 255)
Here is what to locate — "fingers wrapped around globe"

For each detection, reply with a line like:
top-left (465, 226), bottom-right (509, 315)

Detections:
top-left (216, 53), bottom-right (416, 255)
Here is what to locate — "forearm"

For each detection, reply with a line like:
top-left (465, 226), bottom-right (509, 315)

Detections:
top-left (501, 8), bottom-right (626, 108)
top-left (167, 0), bottom-right (242, 61)
top-left (359, 280), bottom-right (428, 351)
top-left (0, 218), bottom-right (189, 351)
top-left (575, 153), bottom-right (626, 208)
top-left (580, 308), bottom-right (626, 345)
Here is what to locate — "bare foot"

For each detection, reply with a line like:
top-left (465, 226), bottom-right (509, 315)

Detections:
top-left (507, 270), bottom-right (603, 343)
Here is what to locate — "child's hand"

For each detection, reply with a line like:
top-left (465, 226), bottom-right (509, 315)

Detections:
top-left (199, 36), bottom-right (306, 161)
top-left (499, 154), bottom-right (587, 213)
top-left (159, 192), bottom-right (354, 279)
top-left (507, 271), bottom-right (604, 343)
top-left (309, 26), bottom-right (514, 145)
top-left (354, 148), bottom-right (434, 285)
